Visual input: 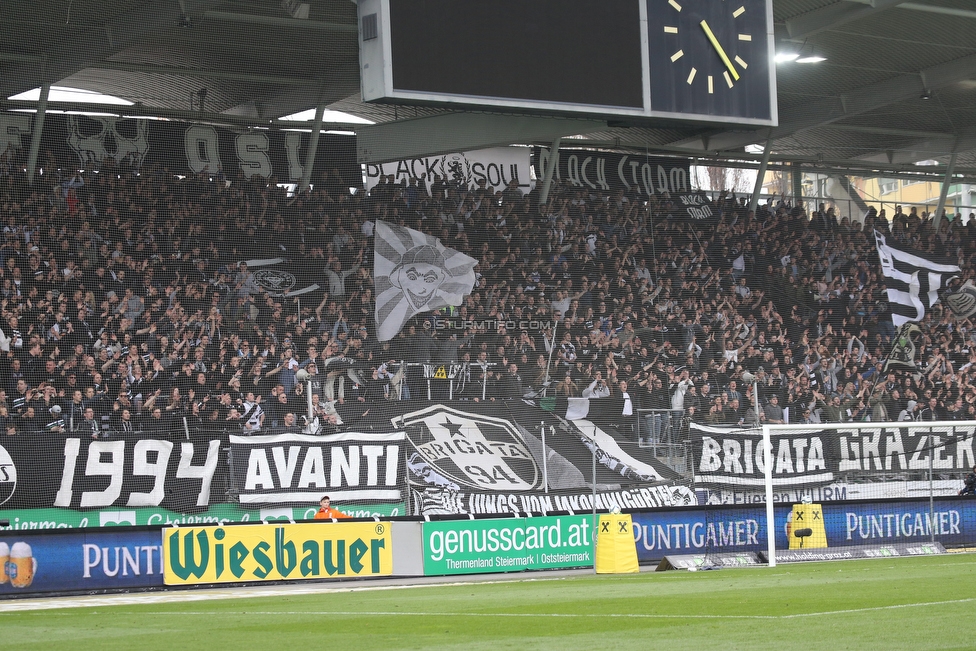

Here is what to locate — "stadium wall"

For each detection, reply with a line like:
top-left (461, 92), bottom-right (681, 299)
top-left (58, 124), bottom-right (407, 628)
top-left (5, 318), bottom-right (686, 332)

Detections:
top-left (5, 496), bottom-right (976, 596)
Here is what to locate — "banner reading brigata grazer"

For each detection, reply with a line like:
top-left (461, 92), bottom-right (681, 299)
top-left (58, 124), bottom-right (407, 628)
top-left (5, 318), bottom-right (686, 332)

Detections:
top-left (163, 522), bottom-right (393, 585)
top-left (690, 423), bottom-right (976, 490)
top-left (228, 431), bottom-right (407, 506)
top-left (423, 515), bottom-right (592, 576)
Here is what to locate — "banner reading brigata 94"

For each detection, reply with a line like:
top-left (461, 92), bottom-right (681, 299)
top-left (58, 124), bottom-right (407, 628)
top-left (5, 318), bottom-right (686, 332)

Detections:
top-left (396, 400), bottom-right (695, 516)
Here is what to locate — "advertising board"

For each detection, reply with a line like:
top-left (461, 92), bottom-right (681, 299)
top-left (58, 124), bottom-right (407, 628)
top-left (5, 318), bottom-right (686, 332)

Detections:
top-left (163, 522), bottom-right (393, 585)
top-left (0, 502), bottom-right (404, 532)
top-left (631, 498), bottom-right (976, 562)
top-left (423, 515), bottom-right (593, 575)
top-left (0, 529), bottom-right (163, 595)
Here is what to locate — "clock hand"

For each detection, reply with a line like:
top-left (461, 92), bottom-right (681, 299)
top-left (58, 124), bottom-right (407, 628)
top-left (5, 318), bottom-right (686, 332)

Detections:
top-left (700, 20), bottom-right (740, 81)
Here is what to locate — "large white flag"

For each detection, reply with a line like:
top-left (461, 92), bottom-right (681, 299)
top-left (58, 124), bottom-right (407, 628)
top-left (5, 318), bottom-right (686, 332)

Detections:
top-left (374, 221), bottom-right (477, 341)
top-left (875, 230), bottom-right (959, 326)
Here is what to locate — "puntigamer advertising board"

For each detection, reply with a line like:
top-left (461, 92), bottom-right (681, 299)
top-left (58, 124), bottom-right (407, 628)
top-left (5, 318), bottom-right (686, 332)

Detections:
top-left (630, 498), bottom-right (976, 562)
top-left (163, 522), bottom-right (393, 585)
top-left (0, 529), bottom-right (163, 594)
top-left (423, 516), bottom-right (594, 575)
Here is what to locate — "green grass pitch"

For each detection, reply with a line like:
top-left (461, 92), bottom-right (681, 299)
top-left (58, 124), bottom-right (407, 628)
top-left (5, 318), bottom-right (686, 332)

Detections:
top-left (1, 555), bottom-right (974, 651)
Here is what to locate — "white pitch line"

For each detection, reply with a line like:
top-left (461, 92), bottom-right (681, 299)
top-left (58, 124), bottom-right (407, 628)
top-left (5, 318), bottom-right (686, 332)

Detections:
top-left (6, 598), bottom-right (976, 621)
top-left (0, 576), bottom-right (573, 613)
top-left (130, 598), bottom-right (976, 619)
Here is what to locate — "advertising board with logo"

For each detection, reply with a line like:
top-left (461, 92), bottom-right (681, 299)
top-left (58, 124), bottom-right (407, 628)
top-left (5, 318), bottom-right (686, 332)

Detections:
top-left (423, 515), bottom-right (593, 576)
top-left (0, 502), bottom-right (404, 533)
top-left (163, 522), bottom-right (393, 585)
top-left (0, 529), bottom-right (163, 595)
top-left (631, 498), bottom-right (976, 562)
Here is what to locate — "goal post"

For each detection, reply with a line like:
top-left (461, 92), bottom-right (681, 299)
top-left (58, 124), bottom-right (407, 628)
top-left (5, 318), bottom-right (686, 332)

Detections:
top-left (691, 420), bottom-right (976, 567)
top-left (763, 420), bottom-right (976, 565)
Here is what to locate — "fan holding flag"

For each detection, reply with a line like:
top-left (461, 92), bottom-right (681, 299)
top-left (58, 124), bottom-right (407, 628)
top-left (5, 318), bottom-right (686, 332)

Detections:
top-left (374, 221), bottom-right (478, 342)
top-left (875, 230), bottom-right (960, 327)
top-left (875, 230), bottom-right (967, 375)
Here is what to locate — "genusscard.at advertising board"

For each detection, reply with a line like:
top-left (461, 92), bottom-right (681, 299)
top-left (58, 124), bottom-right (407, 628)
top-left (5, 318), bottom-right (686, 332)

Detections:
top-left (423, 516), bottom-right (593, 576)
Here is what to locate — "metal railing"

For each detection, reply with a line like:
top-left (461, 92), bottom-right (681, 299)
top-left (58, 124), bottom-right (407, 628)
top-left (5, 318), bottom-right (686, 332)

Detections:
top-left (635, 407), bottom-right (690, 475)
top-left (697, 189), bottom-right (974, 225)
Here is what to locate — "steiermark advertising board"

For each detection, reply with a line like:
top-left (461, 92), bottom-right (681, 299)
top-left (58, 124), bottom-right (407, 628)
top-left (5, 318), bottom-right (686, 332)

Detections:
top-left (0, 503), bottom-right (405, 532)
top-left (423, 516), bottom-right (593, 576)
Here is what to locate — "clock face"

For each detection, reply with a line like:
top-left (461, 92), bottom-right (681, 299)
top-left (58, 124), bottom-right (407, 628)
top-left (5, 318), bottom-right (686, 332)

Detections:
top-left (648, 0), bottom-right (773, 123)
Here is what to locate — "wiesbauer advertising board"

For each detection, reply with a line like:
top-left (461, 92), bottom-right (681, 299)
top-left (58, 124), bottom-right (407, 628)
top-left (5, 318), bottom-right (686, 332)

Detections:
top-left (163, 522), bottom-right (392, 585)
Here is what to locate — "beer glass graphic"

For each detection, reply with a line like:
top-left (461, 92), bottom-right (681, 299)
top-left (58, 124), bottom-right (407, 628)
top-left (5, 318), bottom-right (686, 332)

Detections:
top-left (8, 542), bottom-right (35, 588)
top-left (0, 541), bottom-right (8, 584)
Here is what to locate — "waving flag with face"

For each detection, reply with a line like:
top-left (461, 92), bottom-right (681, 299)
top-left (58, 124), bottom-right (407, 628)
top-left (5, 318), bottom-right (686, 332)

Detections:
top-left (374, 221), bottom-right (477, 341)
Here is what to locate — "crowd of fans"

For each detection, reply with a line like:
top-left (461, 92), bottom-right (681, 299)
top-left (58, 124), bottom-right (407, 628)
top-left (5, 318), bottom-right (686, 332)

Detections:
top-left (1, 140), bottom-right (976, 441)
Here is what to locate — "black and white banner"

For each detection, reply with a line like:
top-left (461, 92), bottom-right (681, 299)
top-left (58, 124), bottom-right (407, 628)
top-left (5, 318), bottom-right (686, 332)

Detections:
top-left (229, 431), bottom-right (407, 504)
top-left (409, 484), bottom-right (697, 517)
top-left (671, 192), bottom-right (717, 225)
top-left (244, 257), bottom-right (321, 297)
top-left (363, 147), bottom-right (531, 194)
top-left (691, 423), bottom-right (976, 489)
top-left (0, 113), bottom-right (360, 184)
top-left (692, 423), bottom-right (837, 489)
top-left (399, 402), bottom-right (691, 515)
top-left (875, 230), bottom-right (960, 326)
top-left (0, 434), bottom-right (225, 512)
top-left (534, 148), bottom-right (690, 195)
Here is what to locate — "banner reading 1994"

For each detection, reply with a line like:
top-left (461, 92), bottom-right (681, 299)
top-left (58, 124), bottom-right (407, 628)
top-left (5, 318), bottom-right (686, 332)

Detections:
top-left (163, 522), bottom-right (392, 585)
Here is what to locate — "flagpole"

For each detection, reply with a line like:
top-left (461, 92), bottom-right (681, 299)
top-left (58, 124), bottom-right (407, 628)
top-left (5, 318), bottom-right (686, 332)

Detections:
top-left (542, 317), bottom-right (559, 397)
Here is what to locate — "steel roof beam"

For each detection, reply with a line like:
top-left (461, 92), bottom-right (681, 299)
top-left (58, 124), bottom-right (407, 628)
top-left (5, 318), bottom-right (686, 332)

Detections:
top-left (856, 129), bottom-right (976, 165)
top-left (356, 113), bottom-right (606, 164)
top-left (201, 10), bottom-right (357, 32)
top-left (669, 51), bottom-right (976, 153)
top-left (89, 62), bottom-right (319, 87)
top-left (0, 0), bottom-right (223, 99)
top-left (0, 100), bottom-right (354, 131)
top-left (785, 0), bottom-right (907, 40)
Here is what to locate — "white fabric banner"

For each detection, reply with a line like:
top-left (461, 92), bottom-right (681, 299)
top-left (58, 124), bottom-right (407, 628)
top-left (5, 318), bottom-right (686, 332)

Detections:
top-left (374, 221), bottom-right (477, 341)
top-left (362, 146), bottom-right (531, 195)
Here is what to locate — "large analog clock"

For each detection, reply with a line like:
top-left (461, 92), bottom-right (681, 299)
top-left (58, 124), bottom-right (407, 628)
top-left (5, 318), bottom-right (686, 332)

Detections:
top-left (647, 0), bottom-right (775, 124)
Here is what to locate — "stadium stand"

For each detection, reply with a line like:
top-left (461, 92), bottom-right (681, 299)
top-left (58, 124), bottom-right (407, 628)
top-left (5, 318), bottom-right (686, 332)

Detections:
top-left (1, 139), bottom-right (976, 444)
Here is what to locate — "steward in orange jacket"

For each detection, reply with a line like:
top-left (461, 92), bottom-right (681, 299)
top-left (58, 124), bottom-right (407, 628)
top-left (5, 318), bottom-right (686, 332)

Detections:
top-left (314, 495), bottom-right (352, 520)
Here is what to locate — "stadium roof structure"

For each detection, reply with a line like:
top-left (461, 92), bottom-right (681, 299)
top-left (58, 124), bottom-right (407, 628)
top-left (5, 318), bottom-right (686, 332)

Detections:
top-left (3, 0), bottom-right (976, 181)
